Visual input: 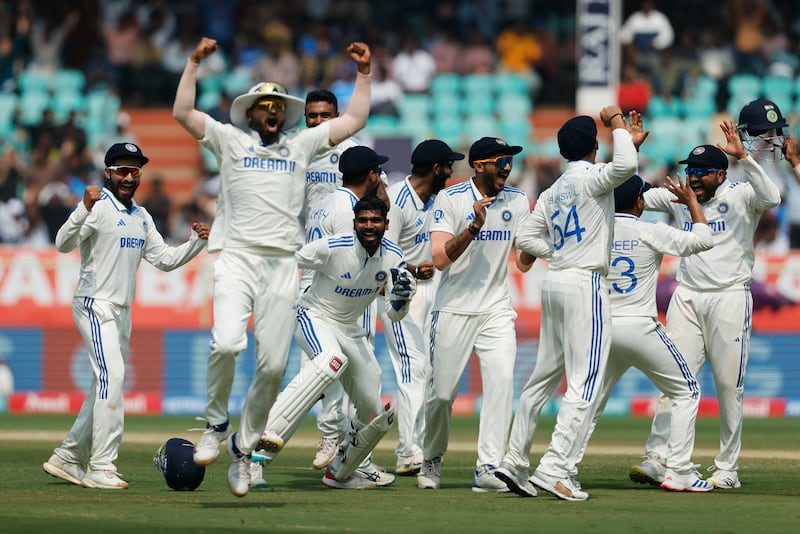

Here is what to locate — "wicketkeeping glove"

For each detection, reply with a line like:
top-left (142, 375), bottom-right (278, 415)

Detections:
top-left (389, 268), bottom-right (415, 310)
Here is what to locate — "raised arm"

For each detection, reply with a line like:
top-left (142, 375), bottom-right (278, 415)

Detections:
top-left (327, 43), bottom-right (372, 146)
top-left (717, 119), bottom-right (781, 210)
top-left (173, 37), bottom-right (218, 140)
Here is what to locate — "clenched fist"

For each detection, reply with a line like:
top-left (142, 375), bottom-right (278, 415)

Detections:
top-left (83, 185), bottom-right (101, 211)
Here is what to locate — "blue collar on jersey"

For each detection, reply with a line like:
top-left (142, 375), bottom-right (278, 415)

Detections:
top-left (102, 187), bottom-right (139, 214)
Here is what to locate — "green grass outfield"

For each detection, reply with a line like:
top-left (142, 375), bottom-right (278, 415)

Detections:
top-left (1, 414), bottom-right (798, 533)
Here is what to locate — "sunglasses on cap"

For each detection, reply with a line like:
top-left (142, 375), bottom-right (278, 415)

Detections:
top-left (252, 99), bottom-right (287, 113)
top-left (475, 155), bottom-right (513, 168)
top-left (685, 167), bottom-right (720, 178)
top-left (107, 166), bottom-right (143, 178)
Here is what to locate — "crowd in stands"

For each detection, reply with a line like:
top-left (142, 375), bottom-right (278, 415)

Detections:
top-left (2, 0), bottom-right (800, 250)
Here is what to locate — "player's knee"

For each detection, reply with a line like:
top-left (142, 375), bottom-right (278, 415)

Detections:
top-left (210, 336), bottom-right (247, 356)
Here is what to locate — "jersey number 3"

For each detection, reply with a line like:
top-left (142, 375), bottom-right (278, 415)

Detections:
top-left (551, 205), bottom-right (586, 250)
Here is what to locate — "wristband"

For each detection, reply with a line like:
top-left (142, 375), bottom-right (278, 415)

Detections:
top-left (608, 112), bottom-right (624, 123)
top-left (468, 223), bottom-right (480, 235)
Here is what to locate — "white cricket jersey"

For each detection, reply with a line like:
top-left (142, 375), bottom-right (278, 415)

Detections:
top-left (296, 233), bottom-right (405, 324)
top-left (303, 137), bottom-right (361, 223)
top-left (516, 128), bottom-right (637, 275)
top-left (385, 176), bottom-right (436, 268)
top-left (54, 189), bottom-right (206, 306)
top-left (200, 117), bottom-right (331, 253)
top-left (643, 155), bottom-right (780, 290)
top-left (430, 178), bottom-right (529, 314)
top-left (608, 214), bottom-right (713, 318)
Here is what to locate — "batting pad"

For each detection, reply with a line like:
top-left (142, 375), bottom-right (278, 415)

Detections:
top-left (328, 402), bottom-right (395, 481)
top-left (262, 352), bottom-right (349, 456)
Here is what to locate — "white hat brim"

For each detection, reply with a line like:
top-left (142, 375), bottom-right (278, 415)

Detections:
top-left (229, 92), bottom-right (306, 131)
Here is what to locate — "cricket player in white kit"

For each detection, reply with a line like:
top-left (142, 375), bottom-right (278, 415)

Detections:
top-left (248, 90), bottom-right (363, 486)
top-left (173, 36), bottom-right (373, 497)
top-left (43, 143), bottom-right (209, 490)
top-left (417, 136), bottom-right (533, 492)
top-left (494, 108), bottom-right (641, 501)
top-left (381, 139), bottom-right (464, 475)
top-left (260, 194), bottom-right (416, 489)
top-left (634, 120), bottom-right (781, 490)
top-left (255, 146), bottom-right (394, 486)
top-left (575, 174), bottom-right (714, 493)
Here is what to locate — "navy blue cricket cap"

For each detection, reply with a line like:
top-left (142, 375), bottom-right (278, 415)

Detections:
top-left (678, 145), bottom-right (729, 170)
top-left (339, 146), bottom-right (390, 175)
top-left (468, 136), bottom-right (523, 167)
top-left (104, 142), bottom-right (149, 167)
top-left (557, 115), bottom-right (597, 161)
top-left (614, 174), bottom-right (652, 210)
top-left (411, 139), bottom-right (465, 165)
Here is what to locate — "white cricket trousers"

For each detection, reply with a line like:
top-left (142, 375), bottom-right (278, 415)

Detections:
top-left (306, 300), bottom-right (376, 440)
top-left (377, 278), bottom-right (436, 458)
top-left (581, 316), bottom-right (701, 472)
top-left (55, 297), bottom-right (130, 471)
top-left (504, 269), bottom-right (610, 479)
top-left (646, 284), bottom-right (752, 472)
top-left (424, 307), bottom-right (518, 468)
top-left (294, 309), bottom-right (384, 426)
top-left (205, 248), bottom-right (298, 454)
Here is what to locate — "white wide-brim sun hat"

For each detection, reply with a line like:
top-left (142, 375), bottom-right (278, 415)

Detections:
top-left (229, 82), bottom-right (305, 131)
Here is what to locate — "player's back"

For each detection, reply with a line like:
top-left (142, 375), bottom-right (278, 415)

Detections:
top-left (536, 161), bottom-right (616, 274)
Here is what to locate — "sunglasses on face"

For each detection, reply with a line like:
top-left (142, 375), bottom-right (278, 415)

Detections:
top-left (685, 167), bottom-right (719, 178)
top-left (476, 155), bottom-right (513, 169)
top-left (108, 166), bottom-right (143, 178)
top-left (253, 99), bottom-right (286, 113)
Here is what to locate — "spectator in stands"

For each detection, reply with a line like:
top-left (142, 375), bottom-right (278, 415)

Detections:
top-left (461, 25), bottom-right (495, 74)
top-left (496, 19), bottom-right (543, 96)
top-left (429, 26), bottom-right (462, 73)
top-left (254, 39), bottom-right (301, 93)
top-left (617, 63), bottom-right (652, 115)
top-left (391, 33), bottom-right (436, 93)
top-left (100, 9), bottom-right (141, 101)
top-left (619, 0), bottom-right (675, 73)
top-left (27, 7), bottom-right (80, 72)
top-left (370, 60), bottom-right (402, 117)
top-left (141, 176), bottom-right (172, 238)
top-left (731, 0), bottom-right (769, 75)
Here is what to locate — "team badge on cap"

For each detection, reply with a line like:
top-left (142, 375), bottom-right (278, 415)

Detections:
top-left (692, 147), bottom-right (706, 156)
top-left (124, 143), bottom-right (138, 153)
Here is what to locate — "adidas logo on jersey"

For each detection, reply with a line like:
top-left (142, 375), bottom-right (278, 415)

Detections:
top-left (341, 272), bottom-right (352, 279)
top-left (117, 219), bottom-right (126, 226)
top-left (466, 213), bottom-right (475, 221)
top-left (415, 218), bottom-right (423, 227)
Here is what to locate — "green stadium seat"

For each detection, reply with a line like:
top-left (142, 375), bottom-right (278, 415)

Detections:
top-left (496, 93), bottom-right (532, 120)
top-left (18, 91), bottom-right (51, 126)
top-left (430, 73), bottom-right (462, 96)
top-left (53, 69), bottom-right (86, 93)
top-left (17, 69), bottom-right (52, 93)
top-left (197, 90), bottom-right (221, 112)
top-left (495, 72), bottom-right (530, 96)
top-left (432, 93), bottom-right (462, 117)
top-left (53, 91), bottom-right (86, 123)
top-left (432, 114), bottom-right (465, 148)
top-left (462, 73), bottom-right (495, 97)
top-left (0, 93), bottom-right (18, 134)
top-left (727, 73), bottom-right (761, 98)
top-left (397, 93), bottom-right (431, 121)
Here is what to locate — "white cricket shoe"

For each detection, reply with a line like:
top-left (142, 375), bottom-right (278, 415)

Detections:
top-left (416, 456), bottom-right (442, 489)
top-left (322, 468), bottom-right (377, 489)
top-left (193, 421), bottom-right (232, 466)
top-left (395, 451), bottom-right (423, 476)
top-left (226, 433), bottom-right (250, 498)
top-left (249, 457), bottom-right (269, 489)
top-left (81, 469), bottom-right (129, 489)
top-left (43, 453), bottom-right (85, 486)
top-left (494, 462), bottom-right (538, 497)
top-left (661, 469), bottom-right (714, 492)
top-left (355, 457), bottom-right (396, 486)
top-left (531, 469), bottom-right (589, 501)
top-left (707, 468), bottom-right (741, 489)
top-left (312, 436), bottom-right (339, 470)
top-left (629, 452), bottom-right (666, 486)
top-left (472, 464), bottom-right (509, 493)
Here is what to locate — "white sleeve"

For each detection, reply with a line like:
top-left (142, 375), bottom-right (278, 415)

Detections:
top-left (515, 200), bottom-right (552, 258)
top-left (585, 128), bottom-right (638, 197)
top-left (143, 210), bottom-right (207, 271)
top-left (55, 201), bottom-right (92, 252)
top-left (642, 187), bottom-right (676, 213)
top-left (639, 221), bottom-right (713, 257)
top-left (295, 236), bottom-right (332, 271)
top-left (738, 155), bottom-right (782, 213)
